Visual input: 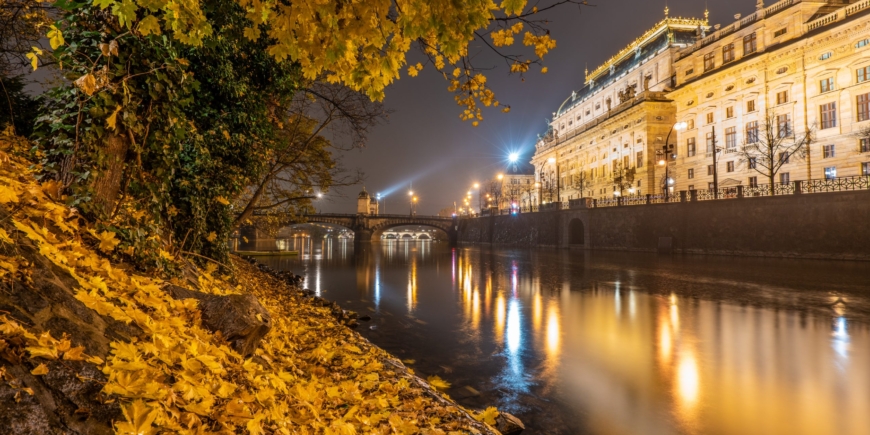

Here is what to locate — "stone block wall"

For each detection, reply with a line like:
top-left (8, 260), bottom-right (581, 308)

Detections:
top-left (458, 190), bottom-right (870, 260)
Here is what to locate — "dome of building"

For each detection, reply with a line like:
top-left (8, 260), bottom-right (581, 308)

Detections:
top-left (358, 187), bottom-right (370, 199)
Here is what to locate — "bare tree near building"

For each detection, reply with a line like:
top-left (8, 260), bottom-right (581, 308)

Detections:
top-left (610, 162), bottom-right (636, 196)
top-left (518, 182), bottom-right (536, 210)
top-left (737, 113), bottom-right (814, 195)
top-left (570, 170), bottom-right (589, 198)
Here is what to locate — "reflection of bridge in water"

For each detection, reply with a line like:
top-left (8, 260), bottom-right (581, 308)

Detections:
top-left (301, 213), bottom-right (458, 244)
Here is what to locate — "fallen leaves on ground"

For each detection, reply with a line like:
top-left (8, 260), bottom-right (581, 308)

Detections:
top-left (0, 142), bottom-right (500, 435)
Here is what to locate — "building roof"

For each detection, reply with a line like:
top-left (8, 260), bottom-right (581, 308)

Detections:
top-left (358, 187), bottom-right (370, 199)
top-left (504, 161), bottom-right (535, 176)
top-left (555, 16), bottom-right (707, 118)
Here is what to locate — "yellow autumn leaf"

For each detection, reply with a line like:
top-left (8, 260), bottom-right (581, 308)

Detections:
top-left (0, 184), bottom-right (20, 204)
top-left (541, 66), bottom-right (548, 74)
top-left (74, 73), bottom-right (97, 96)
top-left (474, 407), bottom-right (499, 425)
top-left (26, 47), bottom-right (43, 71)
top-left (407, 65), bottom-right (418, 77)
top-left (206, 232), bottom-right (217, 242)
top-left (94, 230), bottom-right (120, 252)
top-left (427, 375), bottom-right (451, 390)
top-left (215, 196), bottom-right (230, 205)
top-left (138, 15), bottom-right (162, 36)
top-left (115, 400), bottom-right (158, 435)
top-left (0, 228), bottom-right (11, 244)
top-left (452, 68), bottom-right (461, 78)
top-left (63, 346), bottom-right (86, 361)
top-left (47, 25), bottom-right (65, 50)
top-left (30, 363), bottom-right (49, 375)
top-left (107, 105), bottom-right (122, 130)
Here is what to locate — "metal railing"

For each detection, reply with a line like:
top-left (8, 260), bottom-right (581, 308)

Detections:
top-left (475, 175), bottom-right (869, 216)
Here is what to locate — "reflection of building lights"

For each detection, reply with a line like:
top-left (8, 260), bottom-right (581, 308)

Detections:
top-left (659, 323), bottom-right (672, 362)
top-left (832, 316), bottom-right (849, 358)
top-left (374, 267), bottom-right (381, 309)
top-left (615, 290), bottom-right (621, 316)
top-left (533, 292), bottom-right (543, 333)
top-left (507, 299), bottom-right (521, 353)
top-left (546, 304), bottom-right (560, 356)
top-left (629, 291), bottom-right (636, 318)
top-left (677, 354), bottom-right (700, 404)
top-left (495, 293), bottom-right (506, 344)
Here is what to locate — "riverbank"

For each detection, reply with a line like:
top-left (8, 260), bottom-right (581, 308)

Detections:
top-left (0, 150), bottom-right (511, 434)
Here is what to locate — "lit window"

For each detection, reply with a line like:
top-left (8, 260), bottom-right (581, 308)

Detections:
top-left (863, 162), bottom-right (870, 176)
top-left (636, 151), bottom-right (643, 168)
top-left (820, 102), bottom-right (837, 129)
top-left (725, 127), bottom-right (736, 151)
top-left (687, 138), bottom-right (696, 157)
top-left (824, 167), bottom-right (837, 180)
top-left (857, 93), bottom-right (870, 122)
top-left (723, 43), bottom-right (735, 63)
top-left (746, 121), bottom-right (759, 143)
top-left (704, 52), bottom-right (715, 72)
top-left (744, 33), bottom-right (757, 55)
top-left (747, 100), bottom-right (756, 112)
top-left (780, 172), bottom-right (790, 184)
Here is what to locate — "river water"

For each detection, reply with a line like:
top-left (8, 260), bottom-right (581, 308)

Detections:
top-left (258, 239), bottom-right (870, 435)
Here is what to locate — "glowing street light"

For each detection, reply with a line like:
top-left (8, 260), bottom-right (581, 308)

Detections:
top-left (497, 173), bottom-right (504, 180)
top-left (509, 152), bottom-right (519, 162)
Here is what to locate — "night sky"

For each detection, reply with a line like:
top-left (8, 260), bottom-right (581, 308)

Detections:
top-left (318, 0), bottom-right (759, 215)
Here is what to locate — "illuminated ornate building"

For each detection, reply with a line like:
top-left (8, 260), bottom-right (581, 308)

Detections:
top-left (532, 11), bottom-right (708, 202)
top-left (533, 0), bottom-right (870, 200)
top-left (670, 0), bottom-right (870, 192)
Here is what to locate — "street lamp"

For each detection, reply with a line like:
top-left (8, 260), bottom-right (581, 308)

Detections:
top-left (657, 121), bottom-right (688, 200)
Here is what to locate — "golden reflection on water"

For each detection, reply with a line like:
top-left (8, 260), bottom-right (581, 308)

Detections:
top-left (448, 249), bottom-right (868, 435)
top-left (290, 241), bottom-right (870, 435)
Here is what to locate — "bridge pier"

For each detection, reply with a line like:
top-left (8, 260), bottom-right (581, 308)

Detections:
top-left (353, 227), bottom-right (373, 243)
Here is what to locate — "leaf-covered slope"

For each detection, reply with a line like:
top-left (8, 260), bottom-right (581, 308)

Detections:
top-left (0, 136), bottom-right (500, 434)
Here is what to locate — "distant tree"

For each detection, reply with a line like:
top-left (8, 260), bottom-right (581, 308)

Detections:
top-left (736, 112), bottom-right (814, 195)
top-left (570, 169), bottom-right (589, 198)
top-left (610, 162), bottom-right (636, 196)
top-left (233, 81), bottom-right (387, 234)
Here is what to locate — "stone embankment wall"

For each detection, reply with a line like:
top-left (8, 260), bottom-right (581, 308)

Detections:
top-left (458, 190), bottom-right (870, 260)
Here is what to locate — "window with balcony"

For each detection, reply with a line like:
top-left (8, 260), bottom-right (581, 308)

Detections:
top-left (746, 121), bottom-right (759, 143)
top-left (726, 106), bottom-right (734, 118)
top-left (776, 90), bottom-right (789, 105)
top-left (861, 138), bottom-right (870, 153)
top-left (824, 167), bottom-right (837, 179)
top-left (744, 33), bottom-right (757, 55)
top-left (857, 93), bottom-right (870, 122)
top-left (776, 114), bottom-right (791, 137)
top-left (780, 172), bottom-right (790, 184)
top-left (820, 102), bottom-right (837, 129)
top-left (823, 144), bottom-right (835, 158)
top-left (863, 162), bottom-right (870, 176)
top-left (858, 66), bottom-right (870, 83)
top-left (636, 151), bottom-right (643, 168)
top-left (749, 176), bottom-right (758, 187)
top-left (726, 161), bottom-right (735, 172)
top-left (747, 99), bottom-right (756, 112)
top-left (687, 138), bottom-right (696, 157)
top-left (820, 77), bottom-right (835, 93)
top-left (688, 168), bottom-right (694, 179)
top-left (706, 112), bottom-right (714, 124)
top-left (723, 43), bottom-right (735, 63)
top-left (725, 127), bottom-right (736, 151)
top-left (704, 52), bottom-right (715, 72)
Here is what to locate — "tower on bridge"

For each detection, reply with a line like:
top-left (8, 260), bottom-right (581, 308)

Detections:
top-left (357, 187), bottom-right (379, 215)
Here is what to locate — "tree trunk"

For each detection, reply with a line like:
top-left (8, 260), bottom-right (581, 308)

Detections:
top-left (768, 172), bottom-right (775, 196)
top-left (91, 132), bottom-right (129, 217)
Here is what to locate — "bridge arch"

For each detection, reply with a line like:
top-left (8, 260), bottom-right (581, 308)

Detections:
top-left (569, 218), bottom-right (586, 245)
top-left (299, 214), bottom-right (458, 245)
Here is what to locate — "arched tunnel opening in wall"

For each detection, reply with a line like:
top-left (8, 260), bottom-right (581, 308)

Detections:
top-left (569, 218), bottom-right (585, 246)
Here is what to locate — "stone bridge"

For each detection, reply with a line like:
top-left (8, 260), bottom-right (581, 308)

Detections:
top-left (303, 213), bottom-right (459, 244)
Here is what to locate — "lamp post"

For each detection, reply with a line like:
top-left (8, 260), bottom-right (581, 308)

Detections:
top-left (657, 121), bottom-right (687, 200)
top-left (473, 183), bottom-right (480, 215)
top-left (496, 173), bottom-right (504, 211)
top-left (408, 190), bottom-right (414, 216)
top-left (547, 157), bottom-right (560, 207)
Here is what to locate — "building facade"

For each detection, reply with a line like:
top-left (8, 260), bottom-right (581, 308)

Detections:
top-left (484, 162), bottom-right (537, 211)
top-left (356, 188), bottom-right (379, 215)
top-left (532, 0), bottom-right (870, 201)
